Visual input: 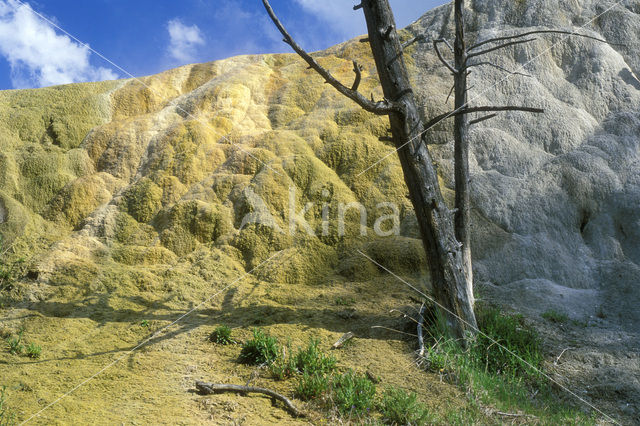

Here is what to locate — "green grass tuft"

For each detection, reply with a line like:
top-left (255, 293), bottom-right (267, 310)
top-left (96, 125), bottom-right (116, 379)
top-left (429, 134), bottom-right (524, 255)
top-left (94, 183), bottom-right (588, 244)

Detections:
top-left (238, 328), bottom-right (278, 365)
top-left (542, 309), bottom-right (569, 324)
top-left (295, 372), bottom-right (329, 401)
top-left (270, 343), bottom-right (298, 380)
top-left (472, 306), bottom-right (543, 378)
top-left (293, 338), bottom-right (337, 375)
top-left (270, 338), bottom-right (337, 380)
top-left (378, 387), bottom-right (433, 425)
top-left (6, 332), bottom-right (23, 356)
top-left (25, 342), bottom-right (42, 359)
top-left (331, 370), bottom-right (376, 417)
top-left (209, 325), bottom-right (234, 345)
top-left (419, 304), bottom-right (595, 424)
top-left (334, 296), bottom-right (355, 306)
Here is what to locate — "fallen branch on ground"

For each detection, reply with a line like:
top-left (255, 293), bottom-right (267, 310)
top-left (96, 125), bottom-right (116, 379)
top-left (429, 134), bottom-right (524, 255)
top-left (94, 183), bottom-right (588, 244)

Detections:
top-left (332, 331), bottom-right (355, 349)
top-left (195, 381), bottom-right (305, 418)
top-left (494, 410), bottom-right (538, 419)
top-left (554, 347), bottom-right (574, 365)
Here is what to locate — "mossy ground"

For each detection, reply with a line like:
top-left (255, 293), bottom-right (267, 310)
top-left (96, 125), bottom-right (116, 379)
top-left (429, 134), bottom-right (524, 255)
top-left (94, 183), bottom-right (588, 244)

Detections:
top-left (1, 274), bottom-right (485, 425)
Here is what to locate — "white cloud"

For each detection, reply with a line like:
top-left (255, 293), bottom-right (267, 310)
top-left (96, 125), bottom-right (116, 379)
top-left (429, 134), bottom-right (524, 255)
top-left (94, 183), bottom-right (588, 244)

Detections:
top-left (167, 19), bottom-right (205, 64)
top-left (0, 0), bottom-right (117, 89)
top-left (293, 0), bottom-right (444, 39)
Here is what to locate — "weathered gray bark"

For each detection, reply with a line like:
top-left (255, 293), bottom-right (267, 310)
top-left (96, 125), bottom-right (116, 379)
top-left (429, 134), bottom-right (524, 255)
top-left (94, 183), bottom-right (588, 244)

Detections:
top-left (358, 0), bottom-right (478, 340)
top-left (453, 0), bottom-right (474, 303)
top-left (443, 1), bottom-right (607, 307)
top-left (263, 0), bottom-right (478, 340)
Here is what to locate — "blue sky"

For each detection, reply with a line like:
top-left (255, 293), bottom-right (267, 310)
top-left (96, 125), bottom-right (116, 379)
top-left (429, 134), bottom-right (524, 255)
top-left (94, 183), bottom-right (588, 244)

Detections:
top-left (0, 0), bottom-right (448, 90)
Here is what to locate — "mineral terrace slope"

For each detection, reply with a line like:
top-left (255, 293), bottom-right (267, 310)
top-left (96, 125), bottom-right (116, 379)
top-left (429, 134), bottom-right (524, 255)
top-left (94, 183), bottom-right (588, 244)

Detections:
top-left (408, 0), bottom-right (640, 420)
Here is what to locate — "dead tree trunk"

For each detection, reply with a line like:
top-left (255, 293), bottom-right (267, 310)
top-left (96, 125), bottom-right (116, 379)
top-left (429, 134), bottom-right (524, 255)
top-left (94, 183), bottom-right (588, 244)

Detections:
top-left (359, 0), bottom-right (477, 340)
top-left (262, 0), bottom-right (478, 341)
top-left (453, 0), bottom-right (474, 303)
top-left (438, 1), bottom-right (611, 306)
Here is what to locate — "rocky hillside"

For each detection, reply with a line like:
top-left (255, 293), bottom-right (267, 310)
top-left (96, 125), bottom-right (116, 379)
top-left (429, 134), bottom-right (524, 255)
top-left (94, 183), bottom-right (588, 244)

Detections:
top-left (0, 0), bottom-right (638, 423)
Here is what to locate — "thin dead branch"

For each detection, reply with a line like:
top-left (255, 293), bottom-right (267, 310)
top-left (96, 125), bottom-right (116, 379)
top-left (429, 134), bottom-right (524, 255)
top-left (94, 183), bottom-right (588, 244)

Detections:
top-left (433, 39), bottom-right (457, 74)
top-left (466, 61), bottom-right (532, 77)
top-left (494, 410), bottom-right (538, 419)
top-left (467, 38), bottom-right (537, 60)
top-left (554, 347), bottom-right (574, 365)
top-left (351, 61), bottom-right (363, 91)
top-left (262, 0), bottom-right (399, 115)
top-left (424, 105), bottom-right (544, 132)
top-left (195, 381), bottom-right (305, 417)
top-left (403, 34), bottom-right (426, 49)
top-left (469, 29), bottom-right (617, 51)
top-left (446, 84), bottom-right (455, 104)
top-left (332, 332), bottom-right (355, 349)
top-left (371, 325), bottom-right (418, 338)
top-left (469, 113), bottom-right (498, 125)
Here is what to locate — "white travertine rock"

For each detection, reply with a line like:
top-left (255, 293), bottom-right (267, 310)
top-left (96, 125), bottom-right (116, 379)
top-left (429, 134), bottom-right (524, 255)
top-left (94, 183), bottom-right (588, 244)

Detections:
top-left (408, 0), bottom-right (640, 330)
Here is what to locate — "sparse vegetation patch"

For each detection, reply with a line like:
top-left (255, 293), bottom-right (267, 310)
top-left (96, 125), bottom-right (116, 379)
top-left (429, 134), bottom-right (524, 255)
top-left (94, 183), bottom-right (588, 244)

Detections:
top-left (209, 325), bottom-right (234, 345)
top-left (238, 328), bottom-right (279, 365)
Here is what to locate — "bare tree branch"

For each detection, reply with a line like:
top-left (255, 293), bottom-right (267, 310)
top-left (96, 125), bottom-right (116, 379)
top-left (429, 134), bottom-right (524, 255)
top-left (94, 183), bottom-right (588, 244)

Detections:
top-left (468, 29), bottom-right (618, 52)
top-left (262, 0), bottom-right (399, 115)
top-left (351, 61), bottom-right (363, 91)
top-left (439, 37), bottom-right (455, 53)
top-left (466, 38), bottom-right (537, 60)
top-left (402, 34), bottom-right (426, 49)
top-left (423, 105), bottom-right (544, 134)
top-left (195, 381), bottom-right (305, 418)
top-left (445, 84), bottom-right (455, 104)
top-left (433, 39), bottom-right (457, 74)
top-left (466, 61), bottom-right (532, 77)
top-left (464, 105), bottom-right (544, 114)
top-left (469, 113), bottom-right (498, 125)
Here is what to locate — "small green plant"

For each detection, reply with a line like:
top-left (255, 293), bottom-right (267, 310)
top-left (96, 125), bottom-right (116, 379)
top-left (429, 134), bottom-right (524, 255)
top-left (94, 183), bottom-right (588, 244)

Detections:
top-left (270, 342), bottom-right (297, 380)
top-left (424, 344), bottom-right (450, 373)
top-left (6, 332), bottom-right (23, 355)
top-left (209, 325), bottom-right (234, 345)
top-left (140, 319), bottom-right (150, 328)
top-left (294, 339), bottom-right (337, 375)
top-left (379, 387), bottom-right (433, 425)
top-left (331, 370), bottom-right (376, 417)
top-left (239, 328), bottom-right (278, 365)
top-left (335, 296), bottom-right (355, 306)
top-left (295, 372), bottom-right (329, 401)
top-left (270, 338), bottom-right (337, 380)
top-left (25, 342), bottom-right (42, 359)
top-left (541, 310), bottom-right (569, 324)
top-left (0, 386), bottom-right (16, 426)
